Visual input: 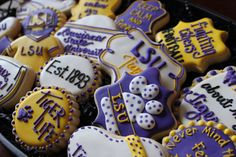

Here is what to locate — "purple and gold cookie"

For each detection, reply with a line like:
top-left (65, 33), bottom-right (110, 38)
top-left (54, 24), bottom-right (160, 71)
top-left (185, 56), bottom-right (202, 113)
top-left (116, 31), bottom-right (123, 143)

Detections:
top-left (12, 86), bottom-right (80, 152)
top-left (163, 121), bottom-right (236, 157)
top-left (115, 0), bottom-right (169, 37)
top-left (94, 68), bottom-right (177, 139)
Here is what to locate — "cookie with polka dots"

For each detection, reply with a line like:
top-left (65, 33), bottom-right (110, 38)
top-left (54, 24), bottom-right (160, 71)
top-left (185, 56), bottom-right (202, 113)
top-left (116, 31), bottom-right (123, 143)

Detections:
top-left (68, 126), bottom-right (169, 157)
top-left (93, 67), bottom-right (177, 139)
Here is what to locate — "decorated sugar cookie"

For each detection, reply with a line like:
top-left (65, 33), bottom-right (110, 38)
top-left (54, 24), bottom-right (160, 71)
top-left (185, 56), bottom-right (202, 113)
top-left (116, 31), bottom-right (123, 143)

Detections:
top-left (99, 28), bottom-right (186, 92)
top-left (55, 18), bottom-right (120, 61)
top-left (178, 66), bottom-right (236, 132)
top-left (115, 0), bottom-right (169, 36)
top-left (163, 121), bottom-right (236, 157)
top-left (16, 0), bottom-right (75, 20)
top-left (0, 56), bottom-right (35, 109)
top-left (68, 126), bottom-right (169, 157)
top-left (12, 87), bottom-right (80, 152)
top-left (156, 18), bottom-right (230, 73)
top-left (22, 7), bottom-right (66, 37)
top-left (94, 68), bottom-right (177, 139)
top-left (70, 0), bottom-right (122, 21)
top-left (0, 17), bottom-right (21, 39)
top-left (3, 35), bottom-right (64, 72)
top-left (37, 54), bottom-right (102, 100)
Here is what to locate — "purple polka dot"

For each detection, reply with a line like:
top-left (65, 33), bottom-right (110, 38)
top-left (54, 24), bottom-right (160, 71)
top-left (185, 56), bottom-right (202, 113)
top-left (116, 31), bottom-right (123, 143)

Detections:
top-left (149, 89), bottom-right (152, 91)
top-left (107, 106), bottom-right (110, 109)
top-left (140, 120), bottom-right (143, 123)
top-left (138, 100), bottom-right (141, 104)
top-left (136, 108), bottom-right (140, 112)
top-left (132, 97), bottom-right (136, 100)
top-left (105, 112), bottom-right (108, 115)
top-left (149, 94), bottom-right (152, 98)
top-left (145, 120), bottom-right (148, 123)
top-left (126, 100), bottom-right (129, 103)
top-left (109, 114), bottom-right (113, 117)
top-left (136, 81), bottom-right (139, 84)
top-left (151, 85), bottom-right (155, 87)
top-left (151, 120), bottom-right (154, 124)
top-left (136, 88), bottom-right (139, 91)
top-left (144, 89), bottom-right (147, 91)
top-left (102, 104), bottom-right (105, 107)
top-left (142, 81), bottom-right (145, 84)
top-left (145, 115), bottom-right (148, 118)
top-left (149, 107), bottom-right (152, 110)
top-left (129, 111), bottom-right (133, 114)
top-left (131, 104), bottom-right (134, 107)
top-left (127, 94), bottom-right (130, 97)
top-left (106, 119), bottom-right (109, 122)
top-left (154, 88), bottom-right (158, 91)
top-left (111, 122), bottom-right (115, 125)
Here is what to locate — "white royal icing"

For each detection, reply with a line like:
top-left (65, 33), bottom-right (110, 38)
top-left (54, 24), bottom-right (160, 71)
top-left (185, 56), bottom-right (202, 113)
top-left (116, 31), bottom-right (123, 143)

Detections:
top-left (179, 66), bottom-right (236, 132)
top-left (39, 55), bottom-right (95, 96)
top-left (55, 20), bottom-right (120, 61)
top-left (99, 29), bottom-right (186, 92)
top-left (0, 17), bottom-right (21, 39)
top-left (74, 15), bottom-right (117, 29)
top-left (0, 56), bottom-right (34, 107)
top-left (100, 75), bottom-right (164, 132)
top-left (100, 97), bottom-right (119, 133)
top-left (68, 126), bottom-right (168, 157)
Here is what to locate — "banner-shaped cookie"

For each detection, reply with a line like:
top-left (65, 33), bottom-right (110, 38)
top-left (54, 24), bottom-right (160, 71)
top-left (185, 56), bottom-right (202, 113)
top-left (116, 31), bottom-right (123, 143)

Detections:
top-left (94, 68), bottom-right (177, 139)
top-left (115, 0), bottom-right (169, 35)
top-left (0, 56), bottom-right (35, 109)
top-left (68, 126), bottom-right (169, 157)
top-left (70, 0), bottom-right (121, 21)
top-left (0, 17), bottom-right (21, 39)
top-left (99, 28), bottom-right (186, 92)
top-left (55, 19), bottom-right (120, 61)
top-left (179, 66), bottom-right (236, 132)
top-left (156, 18), bottom-right (230, 73)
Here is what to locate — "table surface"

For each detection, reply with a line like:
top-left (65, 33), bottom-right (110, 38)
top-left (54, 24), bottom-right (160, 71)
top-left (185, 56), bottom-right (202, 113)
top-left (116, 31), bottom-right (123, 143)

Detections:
top-left (0, 1), bottom-right (235, 157)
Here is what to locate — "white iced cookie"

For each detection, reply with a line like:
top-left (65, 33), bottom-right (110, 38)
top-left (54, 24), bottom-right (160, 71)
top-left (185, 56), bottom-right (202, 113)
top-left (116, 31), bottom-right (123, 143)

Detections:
top-left (99, 28), bottom-right (186, 92)
top-left (67, 126), bottom-right (169, 157)
top-left (55, 18), bottom-right (120, 61)
top-left (0, 17), bottom-right (21, 39)
top-left (0, 56), bottom-right (35, 109)
top-left (74, 15), bottom-right (117, 29)
top-left (37, 54), bottom-right (102, 100)
top-left (179, 66), bottom-right (236, 132)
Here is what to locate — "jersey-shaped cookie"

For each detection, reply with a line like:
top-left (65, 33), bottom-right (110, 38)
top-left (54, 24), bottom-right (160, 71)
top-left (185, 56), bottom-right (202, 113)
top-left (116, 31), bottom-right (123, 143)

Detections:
top-left (115, 0), bottom-right (169, 37)
top-left (94, 68), bottom-right (177, 139)
top-left (156, 18), bottom-right (230, 73)
top-left (4, 8), bottom-right (65, 72)
top-left (99, 28), bottom-right (186, 92)
top-left (163, 121), bottom-right (236, 157)
top-left (0, 56), bottom-right (35, 109)
top-left (55, 17), bottom-right (120, 61)
top-left (178, 66), bottom-right (236, 132)
top-left (70, 0), bottom-right (122, 21)
top-left (68, 126), bottom-right (169, 157)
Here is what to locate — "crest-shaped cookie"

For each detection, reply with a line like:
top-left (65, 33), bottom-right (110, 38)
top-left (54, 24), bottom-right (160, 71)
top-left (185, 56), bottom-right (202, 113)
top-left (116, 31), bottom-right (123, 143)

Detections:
top-left (94, 68), bottom-right (177, 139)
top-left (178, 66), bottom-right (236, 132)
top-left (115, 0), bottom-right (169, 36)
top-left (156, 18), bottom-right (230, 73)
top-left (68, 126), bottom-right (169, 157)
top-left (70, 0), bottom-right (122, 21)
top-left (99, 28), bottom-right (186, 92)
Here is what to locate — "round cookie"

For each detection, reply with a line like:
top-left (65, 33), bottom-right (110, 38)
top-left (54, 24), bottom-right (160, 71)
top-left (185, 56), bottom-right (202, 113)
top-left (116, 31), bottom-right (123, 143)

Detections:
top-left (12, 87), bottom-right (80, 152)
top-left (163, 121), bottom-right (236, 156)
top-left (0, 56), bottom-right (35, 110)
top-left (0, 17), bottom-right (21, 39)
top-left (37, 54), bottom-right (102, 100)
top-left (178, 66), bottom-right (236, 132)
top-left (68, 126), bottom-right (169, 157)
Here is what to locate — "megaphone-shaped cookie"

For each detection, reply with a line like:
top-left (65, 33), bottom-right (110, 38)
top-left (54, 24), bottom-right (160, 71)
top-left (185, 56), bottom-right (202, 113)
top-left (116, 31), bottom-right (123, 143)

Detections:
top-left (68, 126), bottom-right (169, 157)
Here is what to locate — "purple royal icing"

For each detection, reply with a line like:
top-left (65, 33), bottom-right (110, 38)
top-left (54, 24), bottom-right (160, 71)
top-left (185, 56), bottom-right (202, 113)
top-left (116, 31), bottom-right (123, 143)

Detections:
top-left (0, 36), bottom-right (11, 54)
top-left (93, 67), bottom-right (175, 138)
top-left (22, 8), bottom-right (58, 40)
top-left (115, 0), bottom-right (166, 33)
top-left (166, 126), bottom-right (236, 156)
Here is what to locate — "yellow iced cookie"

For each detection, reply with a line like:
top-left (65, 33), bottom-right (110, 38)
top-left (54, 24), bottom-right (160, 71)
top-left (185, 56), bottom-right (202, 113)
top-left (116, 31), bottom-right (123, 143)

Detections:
top-left (156, 18), bottom-right (230, 73)
top-left (12, 87), bottom-right (80, 152)
top-left (70, 0), bottom-right (122, 21)
top-left (4, 35), bottom-right (64, 72)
